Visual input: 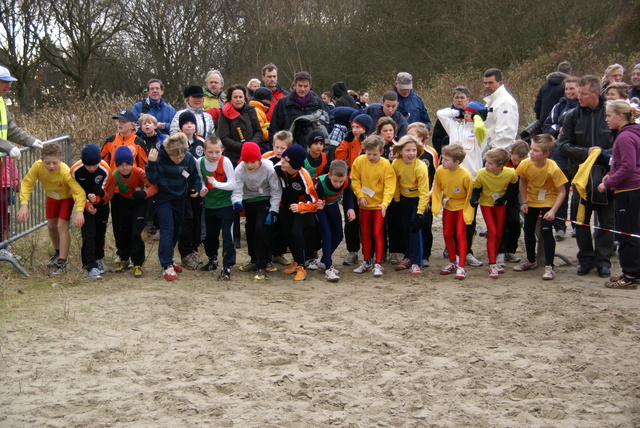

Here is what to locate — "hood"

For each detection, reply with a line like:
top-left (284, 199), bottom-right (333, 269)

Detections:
top-left (546, 72), bottom-right (569, 85)
top-left (332, 106), bottom-right (357, 126)
top-left (332, 81), bottom-right (349, 98)
top-left (619, 123), bottom-right (640, 139)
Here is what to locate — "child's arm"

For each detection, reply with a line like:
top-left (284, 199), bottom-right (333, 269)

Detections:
top-left (462, 173), bottom-right (475, 225)
top-left (267, 167), bottom-right (282, 214)
top-left (290, 169), bottom-right (318, 213)
top-left (64, 172), bottom-right (88, 221)
top-left (543, 184), bottom-right (566, 221)
top-left (519, 176), bottom-right (529, 214)
top-left (139, 169), bottom-right (159, 198)
top-left (16, 162), bottom-right (41, 222)
top-left (430, 167), bottom-right (443, 216)
top-left (379, 163), bottom-right (397, 217)
top-left (472, 114), bottom-right (488, 145)
top-left (144, 148), bottom-right (160, 184)
top-left (349, 158), bottom-right (367, 208)
top-left (210, 157), bottom-right (236, 192)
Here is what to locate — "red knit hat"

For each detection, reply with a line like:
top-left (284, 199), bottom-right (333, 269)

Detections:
top-left (240, 142), bottom-right (262, 163)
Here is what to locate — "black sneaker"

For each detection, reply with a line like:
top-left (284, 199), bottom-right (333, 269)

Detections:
top-left (200, 258), bottom-right (219, 271)
top-left (47, 251), bottom-right (60, 268)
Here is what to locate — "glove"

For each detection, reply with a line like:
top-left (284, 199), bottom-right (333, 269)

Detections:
top-left (410, 214), bottom-right (424, 233)
top-left (187, 188), bottom-right (198, 196)
top-left (494, 196), bottom-right (506, 206)
top-left (470, 187), bottom-right (481, 208)
top-left (265, 210), bottom-right (278, 225)
top-left (132, 190), bottom-right (146, 199)
top-left (93, 188), bottom-right (105, 198)
top-left (31, 139), bottom-right (44, 149)
top-left (9, 147), bottom-right (21, 160)
top-left (452, 108), bottom-right (465, 119)
top-left (344, 130), bottom-right (355, 142)
top-left (233, 202), bottom-right (244, 213)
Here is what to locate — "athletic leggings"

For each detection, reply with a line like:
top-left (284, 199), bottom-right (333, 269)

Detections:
top-left (360, 208), bottom-right (385, 263)
top-left (443, 209), bottom-right (467, 267)
top-left (480, 205), bottom-right (506, 264)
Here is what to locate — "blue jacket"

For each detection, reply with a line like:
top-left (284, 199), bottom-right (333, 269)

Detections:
top-left (362, 103), bottom-right (408, 138)
top-left (132, 97), bottom-right (176, 135)
top-left (145, 145), bottom-right (201, 204)
top-left (393, 87), bottom-right (431, 127)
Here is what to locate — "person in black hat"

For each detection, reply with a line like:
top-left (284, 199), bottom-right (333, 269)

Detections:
top-left (170, 85), bottom-right (215, 138)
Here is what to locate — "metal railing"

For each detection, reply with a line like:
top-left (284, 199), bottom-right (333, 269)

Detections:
top-left (0, 136), bottom-right (73, 276)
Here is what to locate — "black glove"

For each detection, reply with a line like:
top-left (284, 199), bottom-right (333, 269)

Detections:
top-left (410, 214), bottom-right (424, 233)
top-left (188, 188), bottom-right (198, 196)
top-left (494, 196), bottom-right (506, 206)
top-left (93, 188), bottom-right (105, 197)
top-left (132, 190), bottom-right (146, 200)
top-left (470, 188), bottom-right (481, 208)
top-left (344, 130), bottom-right (355, 142)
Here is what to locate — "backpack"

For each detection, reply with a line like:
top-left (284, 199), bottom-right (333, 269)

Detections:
top-left (289, 110), bottom-right (330, 149)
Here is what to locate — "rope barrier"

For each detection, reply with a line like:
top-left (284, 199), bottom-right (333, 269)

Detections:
top-left (555, 217), bottom-right (640, 239)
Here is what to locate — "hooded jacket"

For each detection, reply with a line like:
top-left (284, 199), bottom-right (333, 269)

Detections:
top-left (131, 97), bottom-right (176, 135)
top-left (393, 87), bottom-right (431, 127)
top-left (145, 144), bottom-right (201, 204)
top-left (534, 72), bottom-right (569, 122)
top-left (603, 123), bottom-right (640, 192)
top-left (332, 82), bottom-right (357, 108)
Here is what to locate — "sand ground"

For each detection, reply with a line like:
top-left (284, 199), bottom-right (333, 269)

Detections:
top-left (1, 220), bottom-right (639, 427)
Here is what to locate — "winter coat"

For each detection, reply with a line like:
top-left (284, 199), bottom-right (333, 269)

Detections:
top-left (393, 87), bottom-right (431, 127)
top-left (270, 91), bottom-right (334, 141)
top-left (218, 103), bottom-right (263, 164)
top-left (483, 84), bottom-right (519, 150)
top-left (131, 97), bottom-right (176, 135)
top-left (170, 106), bottom-right (215, 138)
top-left (602, 123), bottom-right (640, 192)
top-left (534, 72), bottom-right (568, 123)
top-left (332, 82), bottom-right (357, 108)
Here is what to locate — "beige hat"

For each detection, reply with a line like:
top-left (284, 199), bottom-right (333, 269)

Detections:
top-left (396, 72), bottom-right (413, 90)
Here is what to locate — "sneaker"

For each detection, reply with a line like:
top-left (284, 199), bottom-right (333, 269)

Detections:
top-left (305, 259), bottom-right (319, 270)
top-left (47, 252), bottom-right (60, 268)
top-left (325, 267), bottom-right (340, 282)
top-left (217, 267), bottom-right (231, 281)
top-left (283, 261), bottom-right (299, 275)
top-left (293, 266), bottom-right (307, 281)
top-left (181, 253), bottom-right (199, 270)
top-left (514, 260), bottom-right (537, 271)
top-left (455, 266), bottom-right (466, 280)
top-left (440, 262), bottom-right (457, 275)
top-left (115, 260), bottom-right (131, 273)
top-left (496, 264), bottom-right (505, 274)
top-left (353, 260), bottom-right (373, 273)
top-left (133, 265), bottom-right (143, 278)
top-left (266, 262), bottom-right (278, 272)
top-left (542, 265), bottom-right (555, 280)
top-left (49, 263), bottom-right (67, 277)
top-left (171, 264), bottom-right (183, 273)
top-left (113, 254), bottom-right (121, 263)
top-left (317, 261), bottom-right (326, 270)
top-left (466, 253), bottom-right (483, 267)
top-left (96, 260), bottom-right (106, 275)
top-left (163, 266), bottom-right (178, 281)
top-left (496, 253), bottom-right (506, 267)
top-left (373, 263), bottom-right (384, 277)
top-left (343, 252), bottom-right (358, 266)
top-left (505, 253), bottom-right (521, 263)
top-left (200, 258), bottom-right (218, 271)
top-left (395, 258), bottom-right (411, 271)
top-left (489, 264), bottom-right (500, 279)
top-left (191, 251), bottom-right (203, 265)
top-left (253, 269), bottom-right (265, 280)
top-left (239, 262), bottom-right (257, 272)
top-left (605, 275), bottom-right (639, 289)
top-left (555, 230), bottom-right (566, 241)
top-left (422, 258), bottom-right (430, 267)
top-left (87, 267), bottom-right (102, 280)
top-left (410, 264), bottom-right (422, 275)
top-left (388, 253), bottom-right (400, 265)
top-left (272, 255), bottom-right (291, 265)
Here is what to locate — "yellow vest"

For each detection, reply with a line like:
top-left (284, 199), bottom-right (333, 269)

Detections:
top-left (0, 97), bottom-right (7, 140)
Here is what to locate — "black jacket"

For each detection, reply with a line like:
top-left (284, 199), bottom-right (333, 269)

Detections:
top-left (270, 92), bottom-right (334, 141)
top-left (534, 72), bottom-right (568, 123)
top-left (558, 96), bottom-right (613, 177)
top-left (218, 104), bottom-right (263, 164)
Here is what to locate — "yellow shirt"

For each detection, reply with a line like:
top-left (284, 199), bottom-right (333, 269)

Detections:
top-left (473, 167), bottom-right (519, 206)
top-left (392, 158), bottom-right (430, 214)
top-left (431, 165), bottom-right (474, 224)
top-left (350, 154), bottom-right (396, 210)
top-left (516, 157), bottom-right (567, 208)
top-left (20, 160), bottom-right (87, 212)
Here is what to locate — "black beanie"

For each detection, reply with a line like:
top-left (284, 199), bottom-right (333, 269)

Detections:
top-left (179, 111), bottom-right (197, 131)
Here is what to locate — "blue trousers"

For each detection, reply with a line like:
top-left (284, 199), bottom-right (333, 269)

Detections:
top-left (156, 198), bottom-right (185, 269)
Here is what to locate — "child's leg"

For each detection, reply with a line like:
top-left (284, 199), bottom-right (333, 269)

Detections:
top-left (401, 196), bottom-right (422, 265)
top-left (540, 207), bottom-right (555, 266)
top-left (219, 206), bottom-right (236, 268)
top-left (203, 207), bottom-right (221, 261)
top-left (343, 195), bottom-right (360, 253)
top-left (178, 197), bottom-right (194, 259)
top-left (47, 218), bottom-right (60, 255)
top-left (386, 200), bottom-right (404, 256)
top-left (463, 205), bottom-right (478, 255)
top-left (190, 197), bottom-right (203, 253)
top-left (251, 201), bottom-right (271, 269)
top-left (56, 219), bottom-right (70, 259)
top-left (499, 202), bottom-right (521, 254)
top-left (421, 211), bottom-right (433, 261)
top-left (81, 211), bottom-right (97, 269)
top-left (110, 195), bottom-right (122, 256)
top-left (317, 209), bottom-right (333, 268)
top-left (94, 204), bottom-right (109, 262)
top-left (244, 203), bottom-right (257, 263)
top-left (442, 209), bottom-right (457, 263)
top-left (523, 208), bottom-right (541, 263)
top-left (117, 203), bottom-right (133, 262)
top-left (372, 210), bottom-right (385, 264)
top-left (289, 213), bottom-right (306, 265)
top-left (359, 209), bottom-right (373, 260)
top-left (454, 210), bottom-right (467, 267)
top-left (156, 199), bottom-right (184, 268)
top-left (129, 201), bottom-right (147, 266)
top-left (481, 205), bottom-right (506, 264)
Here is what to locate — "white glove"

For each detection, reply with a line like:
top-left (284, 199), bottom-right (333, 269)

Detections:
top-left (31, 139), bottom-right (43, 149)
top-left (9, 147), bottom-right (21, 160)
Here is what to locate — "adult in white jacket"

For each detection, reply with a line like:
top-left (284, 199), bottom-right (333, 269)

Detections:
top-left (483, 68), bottom-right (519, 150)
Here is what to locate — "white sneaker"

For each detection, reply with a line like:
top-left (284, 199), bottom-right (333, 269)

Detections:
top-left (496, 253), bottom-right (506, 267)
top-left (505, 253), bottom-right (521, 263)
top-left (489, 264), bottom-right (500, 279)
top-left (410, 264), bottom-right (422, 275)
top-left (325, 267), bottom-right (340, 282)
top-left (440, 262), bottom-right (457, 275)
top-left (455, 266), bottom-right (467, 279)
top-left (388, 253), bottom-right (400, 265)
top-left (353, 261), bottom-right (372, 273)
top-left (305, 259), bottom-right (319, 270)
top-left (422, 258), bottom-right (430, 267)
top-left (542, 265), bottom-right (555, 280)
top-left (466, 253), bottom-right (483, 267)
top-left (317, 261), bottom-right (326, 270)
top-left (373, 263), bottom-right (384, 277)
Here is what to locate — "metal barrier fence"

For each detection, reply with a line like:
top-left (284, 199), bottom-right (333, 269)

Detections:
top-left (0, 136), bottom-right (73, 276)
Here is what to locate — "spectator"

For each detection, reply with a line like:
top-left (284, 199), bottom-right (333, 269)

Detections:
top-left (604, 82), bottom-right (629, 101)
top-left (394, 72), bottom-right (431, 127)
top-left (203, 69), bottom-right (226, 113)
top-left (261, 63), bottom-right (289, 120)
top-left (483, 68), bottom-right (519, 150)
top-left (131, 78), bottom-right (176, 135)
top-left (357, 90), bottom-right (369, 109)
top-left (628, 64), bottom-right (640, 99)
top-left (170, 86), bottom-right (215, 138)
top-left (332, 81), bottom-right (357, 108)
top-left (533, 61), bottom-right (571, 125)
top-left (601, 63), bottom-right (624, 91)
top-left (218, 84), bottom-right (263, 164)
top-left (432, 86), bottom-right (470, 155)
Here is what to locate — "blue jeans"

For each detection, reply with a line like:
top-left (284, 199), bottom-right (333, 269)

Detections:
top-left (317, 203), bottom-right (343, 269)
top-left (156, 198), bottom-right (185, 268)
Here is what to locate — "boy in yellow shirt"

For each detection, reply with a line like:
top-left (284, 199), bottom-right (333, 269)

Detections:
top-left (515, 134), bottom-right (567, 280)
top-left (350, 135), bottom-right (396, 277)
top-left (431, 144), bottom-right (474, 279)
top-left (17, 143), bottom-right (86, 275)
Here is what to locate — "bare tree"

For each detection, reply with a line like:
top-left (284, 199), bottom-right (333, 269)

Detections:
top-left (0, 0), bottom-right (44, 109)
